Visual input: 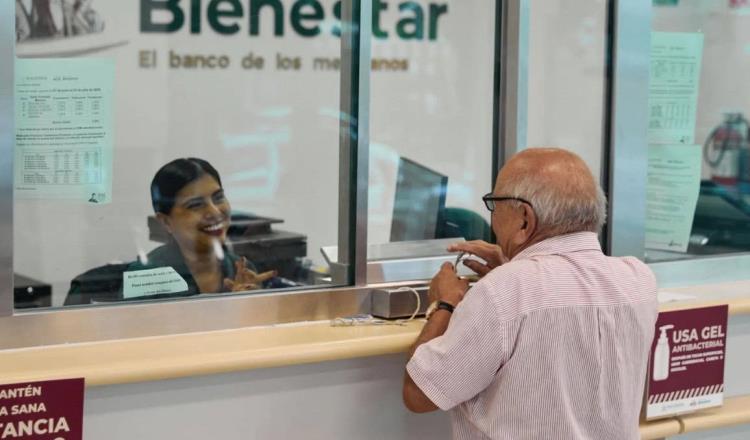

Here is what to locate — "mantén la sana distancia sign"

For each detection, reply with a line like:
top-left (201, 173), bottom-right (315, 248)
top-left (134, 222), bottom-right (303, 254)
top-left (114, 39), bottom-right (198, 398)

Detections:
top-left (0, 378), bottom-right (84, 440)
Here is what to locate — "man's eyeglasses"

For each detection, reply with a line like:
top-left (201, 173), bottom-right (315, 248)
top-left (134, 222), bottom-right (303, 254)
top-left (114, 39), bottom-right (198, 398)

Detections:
top-left (482, 193), bottom-right (533, 212)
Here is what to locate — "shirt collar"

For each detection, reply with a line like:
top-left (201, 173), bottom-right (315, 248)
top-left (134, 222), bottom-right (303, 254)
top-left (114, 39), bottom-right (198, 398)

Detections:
top-left (511, 231), bottom-right (602, 261)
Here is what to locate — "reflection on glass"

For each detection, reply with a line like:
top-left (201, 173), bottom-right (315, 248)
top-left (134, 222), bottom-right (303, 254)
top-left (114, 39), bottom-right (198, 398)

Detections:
top-left (366, 2), bottom-right (495, 282)
top-left (12, 0), bottom-right (347, 309)
top-left (15, 0), bottom-right (105, 43)
top-left (64, 158), bottom-right (291, 305)
top-left (646, 2), bottom-right (750, 262)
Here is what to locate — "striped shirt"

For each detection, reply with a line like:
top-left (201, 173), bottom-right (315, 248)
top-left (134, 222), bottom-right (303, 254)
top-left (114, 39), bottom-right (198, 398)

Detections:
top-left (407, 232), bottom-right (658, 439)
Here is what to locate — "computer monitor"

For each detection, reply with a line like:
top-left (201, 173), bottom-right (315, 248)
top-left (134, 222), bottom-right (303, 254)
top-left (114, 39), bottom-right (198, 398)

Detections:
top-left (390, 157), bottom-right (448, 241)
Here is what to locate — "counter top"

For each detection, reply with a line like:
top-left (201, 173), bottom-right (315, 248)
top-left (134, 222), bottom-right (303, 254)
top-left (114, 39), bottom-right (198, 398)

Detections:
top-left (1, 281), bottom-right (748, 387)
top-left (640, 395), bottom-right (750, 439)
top-left (0, 319), bottom-right (424, 386)
top-left (658, 280), bottom-right (750, 314)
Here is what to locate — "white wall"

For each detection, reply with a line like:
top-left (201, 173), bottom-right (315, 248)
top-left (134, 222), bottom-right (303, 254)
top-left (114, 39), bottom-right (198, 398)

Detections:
top-left (84, 354), bottom-right (449, 440)
top-left (80, 316), bottom-right (750, 439)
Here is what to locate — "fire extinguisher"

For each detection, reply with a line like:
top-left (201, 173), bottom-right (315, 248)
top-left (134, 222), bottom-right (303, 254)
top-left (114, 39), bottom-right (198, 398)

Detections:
top-left (703, 112), bottom-right (750, 187)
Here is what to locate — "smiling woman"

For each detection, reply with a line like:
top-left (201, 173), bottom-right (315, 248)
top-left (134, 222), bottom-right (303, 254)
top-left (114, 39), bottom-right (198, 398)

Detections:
top-left (63, 158), bottom-right (278, 305)
top-left (151, 158), bottom-right (232, 260)
top-left (148, 158), bottom-right (278, 294)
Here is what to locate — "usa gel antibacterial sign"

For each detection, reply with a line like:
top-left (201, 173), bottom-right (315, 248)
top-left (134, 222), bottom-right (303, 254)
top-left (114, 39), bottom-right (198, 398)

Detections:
top-left (646, 305), bottom-right (728, 419)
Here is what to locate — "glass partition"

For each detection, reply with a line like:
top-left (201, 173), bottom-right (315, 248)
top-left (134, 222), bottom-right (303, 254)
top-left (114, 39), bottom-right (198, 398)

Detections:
top-left (11, 0), bottom-right (360, 309)
top-left (644, 1), bottom-right (750, 263)
top-left (527, 0), bottom-right (608, 181)
top-left (364, 1), bottom-right (497, 282)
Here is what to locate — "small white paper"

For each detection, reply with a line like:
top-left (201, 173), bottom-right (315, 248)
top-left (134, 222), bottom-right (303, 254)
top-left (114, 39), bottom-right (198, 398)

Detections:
top-left (123, 267), bottom-right (188, 299)
top-left (646, 144), bottom-right (702, 252)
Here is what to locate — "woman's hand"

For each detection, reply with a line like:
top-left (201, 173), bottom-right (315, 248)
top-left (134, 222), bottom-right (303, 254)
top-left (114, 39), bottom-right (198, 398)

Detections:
top-left (447, 240), bottom-right (509, 277)
top-left (223, 257), bottom-right (277, 292)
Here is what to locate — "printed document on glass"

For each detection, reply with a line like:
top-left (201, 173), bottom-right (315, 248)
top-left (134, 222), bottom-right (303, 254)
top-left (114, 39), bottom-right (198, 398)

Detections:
top-left (646, 144), bottom-right (702, 252)
top-left (648, 32), bottom-right (704, 145)
top-left (15, 58), bottom-right (114, 203)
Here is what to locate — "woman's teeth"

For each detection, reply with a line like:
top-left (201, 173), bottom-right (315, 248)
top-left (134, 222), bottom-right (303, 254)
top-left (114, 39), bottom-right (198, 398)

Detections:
top-left (202, 223), bottom-right (224, 232)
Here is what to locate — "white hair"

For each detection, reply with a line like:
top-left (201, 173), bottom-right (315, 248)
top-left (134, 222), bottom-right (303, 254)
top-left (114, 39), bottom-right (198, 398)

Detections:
top-left (503, 172), bottom-right (607, 235)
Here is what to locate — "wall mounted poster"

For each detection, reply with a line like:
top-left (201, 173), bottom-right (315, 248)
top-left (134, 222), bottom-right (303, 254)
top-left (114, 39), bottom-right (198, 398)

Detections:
top-left (645, 144), bottom-right (702, 252)
top-left (15, 58), bottom-right (114, 204)
top-left (646, 305), bottom-right (728, 419)
top-left (0, 378), bottom-right (84, 439)
top-left (648, 32), bottom-right (704, 145)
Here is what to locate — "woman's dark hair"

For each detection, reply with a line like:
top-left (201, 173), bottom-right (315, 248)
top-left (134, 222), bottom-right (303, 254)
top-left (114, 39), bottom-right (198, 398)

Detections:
top-left (150, 158), bottom-right (222, 214)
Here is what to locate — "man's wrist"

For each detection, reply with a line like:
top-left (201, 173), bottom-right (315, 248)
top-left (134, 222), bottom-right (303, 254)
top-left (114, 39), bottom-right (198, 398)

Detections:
top-left (437, 296), bottom-right (460, 308)
top-left (436, 301), bottom-right (455, 314)
top-left (426, 300), bottom-right (456, 320)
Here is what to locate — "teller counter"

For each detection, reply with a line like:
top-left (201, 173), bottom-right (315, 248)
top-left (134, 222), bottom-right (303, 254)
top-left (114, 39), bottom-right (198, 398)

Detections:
top-left (1, 281), bottom-right (750, 439)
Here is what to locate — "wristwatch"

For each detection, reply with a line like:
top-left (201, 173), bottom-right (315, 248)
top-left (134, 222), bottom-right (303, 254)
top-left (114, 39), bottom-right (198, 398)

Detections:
top-left (425, 300), bottom-right (455, 319)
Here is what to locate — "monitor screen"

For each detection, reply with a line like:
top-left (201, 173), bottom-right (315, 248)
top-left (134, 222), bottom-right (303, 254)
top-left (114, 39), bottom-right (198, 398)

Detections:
top-left (390, 158), bottom-right (448, 241)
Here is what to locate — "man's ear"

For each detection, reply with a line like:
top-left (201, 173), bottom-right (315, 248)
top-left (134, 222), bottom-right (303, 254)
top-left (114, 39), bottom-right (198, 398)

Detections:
top-left (520, 203), bottom-right (536, 237)
top-left (155, 212), bottom-right (173, 235)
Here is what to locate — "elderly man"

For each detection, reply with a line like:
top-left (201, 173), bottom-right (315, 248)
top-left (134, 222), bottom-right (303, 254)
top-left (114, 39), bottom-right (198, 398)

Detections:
top-left (403, 148), bottom-right (658, 439)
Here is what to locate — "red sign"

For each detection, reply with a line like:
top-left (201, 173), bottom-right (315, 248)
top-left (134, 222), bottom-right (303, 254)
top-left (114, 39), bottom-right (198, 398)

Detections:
top-left (0, 379), bottom-right (84, 440)
top-left (646, 305), bottom-right (728, 419)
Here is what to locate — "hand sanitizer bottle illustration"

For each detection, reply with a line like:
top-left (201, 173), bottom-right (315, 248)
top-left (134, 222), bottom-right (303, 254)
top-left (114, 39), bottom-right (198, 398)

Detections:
top-left (653, 324), bottom-right (675, 381)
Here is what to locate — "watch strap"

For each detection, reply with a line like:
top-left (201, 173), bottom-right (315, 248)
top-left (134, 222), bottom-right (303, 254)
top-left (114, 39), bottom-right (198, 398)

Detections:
top-left (436, 301), bottom-right (455, 314)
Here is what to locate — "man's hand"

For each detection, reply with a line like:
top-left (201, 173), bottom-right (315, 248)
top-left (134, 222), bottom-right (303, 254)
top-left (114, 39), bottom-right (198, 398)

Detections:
top-left (429, 262), bottom-right (470, 306)
top-left (223, 257), bottom-right (276, 292)
top-left (447, 240), bottom-right (509, 277)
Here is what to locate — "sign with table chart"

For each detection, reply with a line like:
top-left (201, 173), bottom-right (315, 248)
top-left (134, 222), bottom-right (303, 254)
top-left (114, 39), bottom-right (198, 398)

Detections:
top-left (14, 58), bottom-right (114, 203)
top-left (0, 378), bottom-right (84, 439)
top-left (648, 32), bottom-right (704, 145)
top-left (645, 305), bottom-right (728, 419)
